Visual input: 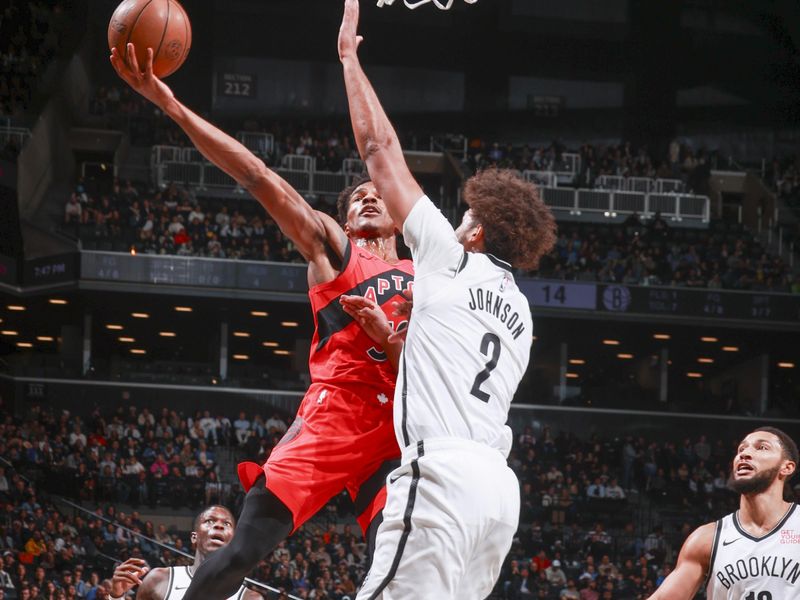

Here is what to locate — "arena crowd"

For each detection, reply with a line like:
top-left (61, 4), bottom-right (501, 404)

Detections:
top-left (3, 400), bottom-right (799, 599)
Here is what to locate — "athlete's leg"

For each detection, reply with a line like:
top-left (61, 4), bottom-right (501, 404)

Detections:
top-left (183, 476), bottom-right (292, 600)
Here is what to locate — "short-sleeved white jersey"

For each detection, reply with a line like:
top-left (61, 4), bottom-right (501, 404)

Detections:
top-left (396, 196), bottom-right (533, 458)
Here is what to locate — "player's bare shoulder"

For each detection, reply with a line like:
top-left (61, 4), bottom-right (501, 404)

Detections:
top-left (136, 566), bottom-right (172, 600)
top-left (681, 521), bottom-right (717, 565)
top-left (242, 587), bottom-right (265, 600)
top-left (647, 522), bottom-right (716, 600)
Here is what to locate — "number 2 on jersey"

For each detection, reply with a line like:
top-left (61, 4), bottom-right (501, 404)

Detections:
top-left (470, 333), bottom-right (501, 403)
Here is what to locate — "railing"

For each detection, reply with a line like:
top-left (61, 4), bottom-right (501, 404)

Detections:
top-left (0, 125), bottom-right (32, 150)
top-left (540, 187), bottom-right (710, 223)
top-left (235, 131), bottom-right (274, 157)
top-left (155, 161), bottom-right (363, 196)
top-left (430, 133), bottom-right (468, 159)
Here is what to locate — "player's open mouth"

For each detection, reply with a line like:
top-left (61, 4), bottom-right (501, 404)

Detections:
top-left (209, 534), bottom-right (226, 544)
top-left (736, 463), bottom-right (754, 474)
top-left (360, 207), bottom-right (380, 216)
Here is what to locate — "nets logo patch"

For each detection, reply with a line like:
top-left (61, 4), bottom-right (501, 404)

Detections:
top-left (780, 529), bottom-right (800, 544)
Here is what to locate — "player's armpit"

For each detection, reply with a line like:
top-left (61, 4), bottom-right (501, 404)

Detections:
top-left (646, 522), bottom-right (716, 600)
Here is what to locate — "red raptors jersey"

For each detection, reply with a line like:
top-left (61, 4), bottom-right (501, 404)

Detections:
top-left (308, 240), bottom-right (414, 396)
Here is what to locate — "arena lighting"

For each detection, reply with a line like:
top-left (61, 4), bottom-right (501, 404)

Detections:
top-left (700, 336), bottom-right (718, 342)
top-left (233, 354), bottom-right (249, 360)
top-left (7, 305), bottom-right (25, 311)
top-left (721, 346), bottom-right (739, 352)
top-left (274, 350), bottom-right (292, 356)
top-left (48, 299), bottom-right (68, 305)
top-left (174, 306), bottom-right (193, 312)
top-left (250, 311), bottom-right (269, 317)
top-left (36, 336), bottom-right (55, 342)
top-left (131, 312), bottom-right (150, 319)
top-left (1, 330), bottom-right (19, 336)
top-left (159, 332), bottom-right (176, 337)
top-left (262, 342), bottom-right (279, 347)
top-left (697, 358), bottom-right (714, 364)
top-left (778, 362), bottom-right (796, 369)
top-left (602, 339), bottom-right (620, 346)
top-left (233, 331), bottom-right (251, 338)
top-left (16, 342), bottom-right (33, 348)
top-left (617, 353), bottom-right (634, 359)
top-left (653, 334), bottom-right (671, 340)
top-left (568, 359), bottom-right (585, 365)
top-left (119, 337), bottom-right (135, 343)
top-left (281, 321), bottom-right (299, 328)
top-left (566, 373), bottom-right (579, 379)
top-left (687, 372), bottom-right (703, 378)
top-left (130, 349), bottom-right (147, 355)
top-left (106, 324), bottom-right (124, 330)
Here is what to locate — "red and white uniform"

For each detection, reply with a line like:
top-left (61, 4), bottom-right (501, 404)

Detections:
top-left (239, 241), bottom-right (413, 533)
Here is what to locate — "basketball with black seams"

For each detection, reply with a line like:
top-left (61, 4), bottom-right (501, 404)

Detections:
top-left (108, 0), bottom-right (192, 78)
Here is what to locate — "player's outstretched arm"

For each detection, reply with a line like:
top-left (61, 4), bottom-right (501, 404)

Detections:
top-left (338, 0), bottom-right (423, 230)
top-left (110, 44), bottom-right (346, 267)
top-left (646, 522), bottom-right (715, 600)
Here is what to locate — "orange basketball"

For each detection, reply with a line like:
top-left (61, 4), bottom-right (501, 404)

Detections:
top-left (108, 0), bottom-right (192, 79)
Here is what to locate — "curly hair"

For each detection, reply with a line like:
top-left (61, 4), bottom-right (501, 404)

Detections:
top-left (336, 174), bottom-right (372, 226)
top-left (463, 168), bottom-right (557, 270)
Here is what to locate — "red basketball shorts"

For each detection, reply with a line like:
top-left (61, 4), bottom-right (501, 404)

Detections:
top-left (238, 383), bottom-right (400, 535)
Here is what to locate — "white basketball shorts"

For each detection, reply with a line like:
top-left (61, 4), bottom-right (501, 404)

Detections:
top-left (356, 437), bottom-right (520, 600)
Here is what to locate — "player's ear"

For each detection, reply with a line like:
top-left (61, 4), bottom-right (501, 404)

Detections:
top-left (343, 222), bottom-right (352, 236)
top-left (470, 222), bottom-right (485, 248)
top-left (190, 532), bottom-right (197, 544)
top-left (781, 459), bottom-right (796, 479)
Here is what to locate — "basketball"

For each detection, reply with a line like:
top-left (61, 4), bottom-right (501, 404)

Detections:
top-left (107, 0), bottom-right (192, 79)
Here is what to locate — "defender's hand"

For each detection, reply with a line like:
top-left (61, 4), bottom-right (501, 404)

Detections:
top-left (338, 0), bottom-right (364, 62)
top-left (110, 44), bottom-right (175, 111)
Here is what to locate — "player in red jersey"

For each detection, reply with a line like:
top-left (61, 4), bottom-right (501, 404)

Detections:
top-left (111, 44), bottom-right (412, 600)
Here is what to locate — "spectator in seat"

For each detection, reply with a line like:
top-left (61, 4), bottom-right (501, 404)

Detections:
top-left (604, 478), bottom-right (625, 500)
top-left (546, 559), bottom-right (567, 588)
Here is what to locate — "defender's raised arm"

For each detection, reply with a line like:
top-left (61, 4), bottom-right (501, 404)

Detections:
top-left (338, 0), bottom-right (423, 229)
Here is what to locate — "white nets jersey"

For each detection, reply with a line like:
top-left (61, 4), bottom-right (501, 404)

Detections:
top-left (164, 566), bottom-right (248, 600)
top-left (397, 196), bottom-right (533, 458)
top-left (706, 503), bottom-right (800, 600)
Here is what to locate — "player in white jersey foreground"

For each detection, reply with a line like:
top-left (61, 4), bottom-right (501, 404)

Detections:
top-left (338, 1), bottom-right (557, 597)
top-left (647, 426), bottom-right (799, 600)
top-left (108, 506), bottom-right (260, 600)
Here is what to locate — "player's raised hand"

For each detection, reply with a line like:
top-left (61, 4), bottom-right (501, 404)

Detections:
top-left (109, 558), bottom-right (149, 597)
top-left (340, 294), bottom-right (394, 346)
top-left (338, 0), bottom-right (364, 62)
top-left (110, 43), bottom-right (175, 111)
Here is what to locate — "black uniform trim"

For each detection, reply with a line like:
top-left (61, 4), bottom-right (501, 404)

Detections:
top-left (704, 519), bottom-right (723, 588)
top-left (353, 458), bottom-right (401, 518)
top-left (341, 239), bottom-right (353, 272)
top-left (365, 441), bottom-right (424, 600)
top-left (164, 567), bottom-right (175, 600)
top-left (456, 252), bottom-right (469, 275)
top-left (315, 268), bottom-right (414, 351)
top-left (732, 502), bottom-right (797, 542)
top-left (486, 253), bottom-right (512, 270)
top-left (400, 349), bottom-right (409, 447)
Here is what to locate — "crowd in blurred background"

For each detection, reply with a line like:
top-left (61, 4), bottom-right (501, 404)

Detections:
top-left (3, 399), bottom-right (799, 599)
